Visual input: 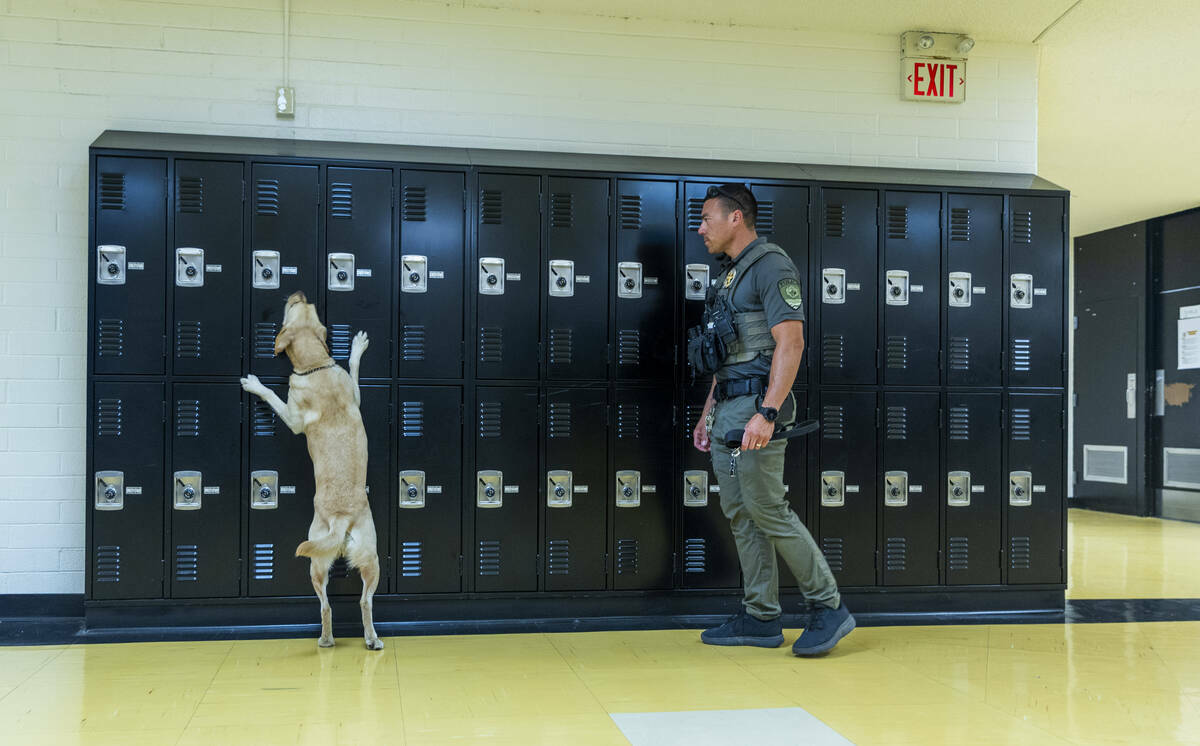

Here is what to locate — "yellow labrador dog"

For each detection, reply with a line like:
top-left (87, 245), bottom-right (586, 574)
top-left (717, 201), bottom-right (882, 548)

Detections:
top-left (240, 291), bottom-right (383, 650)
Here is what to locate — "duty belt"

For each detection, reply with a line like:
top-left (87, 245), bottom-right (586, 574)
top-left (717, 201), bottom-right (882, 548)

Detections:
top-left (714, 377), bottom-right (768, 401)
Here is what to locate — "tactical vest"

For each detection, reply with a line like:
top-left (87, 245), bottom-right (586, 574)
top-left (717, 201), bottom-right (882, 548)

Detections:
top-left (715, 242), bottom-right (790, 367)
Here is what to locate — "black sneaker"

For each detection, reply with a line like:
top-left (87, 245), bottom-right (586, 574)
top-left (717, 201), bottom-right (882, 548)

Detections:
top-left (791, 602), bottom-right (856, 656)
top-left (700, 609), bottom-right (784, 648)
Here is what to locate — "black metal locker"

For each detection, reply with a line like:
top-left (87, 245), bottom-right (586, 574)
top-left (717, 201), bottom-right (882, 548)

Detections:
top-left (399, 170), bottom-right (466, 380)
top-left (169, 382), bottom-right (241, 598)
top-left (91, 381), bottom-right (163, 599)
top-left (247, 382), bottom-right (316, 597)
top-left (682, 182), bottom-right (719, 377)
top-left (815, 390), bottom-right (877, 587)
top-left (946, 194), bottom-right (1002, 386)
top-left (394, 386), bottom-right (462, 594)
top-left (324, 167), bottom-right (393, 380)
top-left (172, 160), bottom-right (243, 376)
top-left (612, 387), bottom-right (674, 590)
top-left (880, 392), bottom-right (940, 586)
top-left (752, 184), bottom-right (811, 386)
top-left (778, 390), bottom-right (811, 589)
top-left (249, 164), bottom-right (319, 378)
top-left (474, 386), bottom-right (539, 591)
top-left (614, 180), bottom-right (676, 382)
top-left (543, 385), bottom-right (608, 591)
top-left (818, 189), bottom-right (878, 385)
top-left (546, 177), bottom-right (609, 380)
top-left (1008, 196), bottom-right (1065, 387)
top-left (477, 173), bottom-right (540, 380)
top-left (93, 156), bottom-right (166, 375)
top-left (1007, 393), bottom-right (1064, 584)
top-left (883, 192), bottom-right (941, 386)
top-left (945, 392), bottom-right (1002, 585)
top-left (680, 383), bottom-right (740, 588)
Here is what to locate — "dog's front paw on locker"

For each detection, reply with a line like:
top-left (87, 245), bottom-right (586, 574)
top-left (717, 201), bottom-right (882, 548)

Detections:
top-left (240, 374), bottom-right (264, 394)
top-left (350, 331), bottom-right (369, 358)
top-left (365, 637), bottom-right (384, 651)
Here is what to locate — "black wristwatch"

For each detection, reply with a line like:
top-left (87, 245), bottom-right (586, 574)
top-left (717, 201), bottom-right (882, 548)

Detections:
top-left (757, 406), bottom-right (779, 422)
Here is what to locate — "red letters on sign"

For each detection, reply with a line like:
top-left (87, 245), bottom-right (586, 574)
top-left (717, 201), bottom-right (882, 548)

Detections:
top-left (910, 62), bottom-right (962, 99)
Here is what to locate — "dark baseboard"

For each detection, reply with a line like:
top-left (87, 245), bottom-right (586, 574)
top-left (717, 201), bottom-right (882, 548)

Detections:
top-left (0, 593), bottom-right (84, 618)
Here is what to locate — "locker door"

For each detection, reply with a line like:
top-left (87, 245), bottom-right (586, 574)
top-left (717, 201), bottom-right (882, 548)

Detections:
top-left (681, 182), bottom-right (719, 376)
top-left (173, 160), bottom-right (243, 376)
top-left (395, 386), bottom-right (462, 594)
top-left (816, 391), bottom-right (877, 587)
top-left (544, 385), bottom-right (608, 591)
top-left (325, 167), bottom-right (392, 380)
top-left (945, 392), bottom-right (1002, 585)
top-left (778, 390), bottom-right (811, 588)
top-left (751, 184), bottom-right (811, 386)
top-left (93, 156), bottom-right (166, 375)
top-left (249, 164), bottom-right (319, 378)
top-left (880, 392), bottom-right (940, 586)
top-left (399, 170), bottom-right (466, 379)
top-left (546, 177), bottom-right (609, 380)
top-left (946, 194), bottom-right (1002, 386)
top-left (475, 386), bottom-right (539, 591)
top-left (1007, 393), bottom-right (1065, 584)
top-left (477, 173), bottom-right (540, 380)
top-left (91, 382), bottom-right (163, 599)
top-left (612, 387), bottom-right (674, 590)
top-left (328, 385), bottom-right (391, 595)
top-left (883, 191), bottom-right (941, 386)
top-left (1008, 196), bottom-right (1065, 387)
top-left (247, 382), bottom-right (316, 597)
top-left (818, 189), bottom-right (878, 385)
top-left (615, 180), bottom-right (676, 383)
top-left (680, 382), bottom-right (740, 588)
top-left (170, 383), bottom-right (241, 598)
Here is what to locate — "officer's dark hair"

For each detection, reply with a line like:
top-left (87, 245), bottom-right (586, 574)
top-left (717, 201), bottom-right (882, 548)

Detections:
top-left (705, 183), bottom-right (757, 229)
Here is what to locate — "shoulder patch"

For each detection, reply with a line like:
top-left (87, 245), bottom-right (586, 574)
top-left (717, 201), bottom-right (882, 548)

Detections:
top-left (778, 278), bottom-right (803, 309)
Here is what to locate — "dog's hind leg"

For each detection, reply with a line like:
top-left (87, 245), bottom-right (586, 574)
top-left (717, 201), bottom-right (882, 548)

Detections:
top-left (357, 555), bottom-right (383, 650)
top-left (310, 559), bottom-right (334, 647)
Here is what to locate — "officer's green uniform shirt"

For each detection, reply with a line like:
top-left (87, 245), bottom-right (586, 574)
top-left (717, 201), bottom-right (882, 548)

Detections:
top-left (716, 237), bottom-right (806, 382)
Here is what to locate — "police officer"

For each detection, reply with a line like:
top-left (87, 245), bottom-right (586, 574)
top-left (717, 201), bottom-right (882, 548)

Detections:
top-left (690, 184), bottom-right (855, 656)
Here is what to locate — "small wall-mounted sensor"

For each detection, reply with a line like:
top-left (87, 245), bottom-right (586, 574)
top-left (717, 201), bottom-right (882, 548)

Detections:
top-left (275, 86), bottom-right (295, 117)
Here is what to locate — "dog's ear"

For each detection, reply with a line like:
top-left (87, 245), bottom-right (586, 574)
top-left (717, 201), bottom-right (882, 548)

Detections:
top-left (274, 326), bottom-right (295, 356)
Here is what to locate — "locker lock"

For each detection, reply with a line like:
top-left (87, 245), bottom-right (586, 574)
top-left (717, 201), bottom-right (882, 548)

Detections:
top-left (822, 269), bottom-right (846, 304)
top-left (328, 252), bottom-right (355, 292)
top-left (1009, 471), bottom-right (1033, 507)
top-left (250, 470), bottom-right (279, 510)
top-left (94, 470), bottom-right (124, 511)
top-left (1010, 273), bottom-right (1034, 309)
top-left (479, 258), bottom-right (505, 295)
top-left (685, 264), bottom-right (710, 301)
top-left (947, 471), bottom-right (971, 506)
top-left (885, 270), bottom-right (909, 306)
top-left (401, 255), bottom-right (429, 293)
top-left (948, 272), bottom-right (972, 308)
top-left (477, 470), bottom-right (503, 508)
top-left (252, 250), bottom-right (281, 290)
top-left (174, 470), bottom-right (202, 511)
top-left (399, 470), bottom-right (426, 509)
top-left (96, 245), bottom-right (126, 285)
top-left (683, 470), bottom-right (708, 507)
top-left (548, 260), bottom-right (574, 298)
top-left (547, 470), bottom-right (573, 508)
top-left (617, 262), bottom-right (643, 299)
top-left (820, 471), bottom-right (845, 507)
top-left (884, 470), bottom-right (908, 507)
top-left (615, 470), bottom-right (641, 508)
top-left (176, 248), bottom-right (205, 288)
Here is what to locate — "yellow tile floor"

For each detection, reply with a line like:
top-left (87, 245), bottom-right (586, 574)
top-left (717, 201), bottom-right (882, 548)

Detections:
top-left (1, 508), bottom-right (1197, 745)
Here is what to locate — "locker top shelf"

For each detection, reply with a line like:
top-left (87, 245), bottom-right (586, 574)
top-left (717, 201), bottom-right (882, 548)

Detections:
top-left (91, 130), bottom-right (1066, 193)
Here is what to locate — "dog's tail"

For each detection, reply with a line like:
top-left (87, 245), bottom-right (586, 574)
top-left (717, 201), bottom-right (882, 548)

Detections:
top-left (295, 514), bottom-right (352, 558)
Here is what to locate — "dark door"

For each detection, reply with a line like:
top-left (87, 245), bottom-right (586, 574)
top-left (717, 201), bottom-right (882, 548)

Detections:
top-left (1008, 196), bottom-right (1066, 387)
top-left (882, 191), bottom-right (940, 386)
top-left (615, 180), bottom-right (676, 383)
top-left (477, 174), bottom-right (540, 380)
top-left (946, 194), bottom-right (1002, 386)
top-left (546, 177), bottom-right (609, 380)
top-left (1007, 392), bottom-right (1065, 584)
top-left (818, 189), bottom-right (878, 385)
top-left (880, 391), bottom-right (940, 586)
top-left (816, 390), bottom-right (877, 587)
top-left (612, 386), bottom-right (675, 590)
top-left (680, 382), bottom-right (740, 588)
top-left (945, 392), bottom-right (1002, 585)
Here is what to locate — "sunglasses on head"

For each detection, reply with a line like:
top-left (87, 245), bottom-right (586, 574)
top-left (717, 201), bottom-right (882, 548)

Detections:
top-left (705, 185), bottom-right (750, 216)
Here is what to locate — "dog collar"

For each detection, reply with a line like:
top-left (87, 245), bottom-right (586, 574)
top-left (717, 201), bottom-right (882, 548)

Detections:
top-left (294, 361), bottom-right (336, 376)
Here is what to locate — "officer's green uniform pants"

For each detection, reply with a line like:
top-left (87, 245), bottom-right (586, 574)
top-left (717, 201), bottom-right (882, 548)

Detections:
top-left (710, 393), bottom-right (841, 620)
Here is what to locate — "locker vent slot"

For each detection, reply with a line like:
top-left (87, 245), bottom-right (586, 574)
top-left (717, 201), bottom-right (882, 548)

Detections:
top-left (885, 336), bottom-right (908, 370)
top-left (1011, 210), bottom-right (1033, 244)
top-left (550, 192), bottom-right (574, 228)
top-left (177, 175), bottom-right (204, 213)
top-left (479, 401), bottom-right (502, 438)
top-left (616, 538), bottom-right (638, 575)
top-left (824, 204), bottom-right (845, 238)
top-left (329, 557), bottom-right (351, 580)
top-left (885, 538), bottom-right (907, 571)
top-left (478, 327), bottom-right (503, 363)
top-left (885, 406), bottom-right (908, 440)
top-left (253, 321), bottom-right (278, 359)
top-left (255, 178), bottom-right (279, 216)
top-left (1083, 445), bottom-right (1128, 484)
top-left (401, 324), bottom-right (426, 361)
top-left (617, 329), bottom-right (640, 366)
top-left (1011, 338), bottom-right (1032, 373)
top-left (480, 188), bottom-right (503, 224)
top-left (329, 324), bottom-right (352, 361)
top-left (950, 207), bottom-right (971, 241)
top-left (252, 543), bottom-right (274, 580)
top-left (547, 539), bottom-right (570, 575)
top-left (96, 318), bottom-right (125, 358)
top-left (822, 335), bottom-right (845, 370)
top-left (1009, 537), bottom-right (1032, 570)
top-left (948, 407), bottom-right (970, 440)
top-left (821, 405), bottom-right (845, 440)
top-left (1010, 408), bottom-right (1032, 441)
top-left (329, 182), bottom-right (352, 219)
top-left (400, 401), bottom-right (424, 438)
top-left (616, 402), bottom-right (640, 440)
top-left (96, 398), bottom-right (123, 437)
top-left (821, 537), bottom-right (844, 573)
top-left (686, 197), bottom-right (703, 231)
top-left (402, 185), bottom-right (426, 221)
top-left (683, 538), bottom-right (707, 573)
top-left (252, 400), bottom-right (276, 436)
top-left (756, 199), bottom-right (774, 236)
top-left (174, 545), bottom-right (198, 582)
top-left (175, 320), bottom-right (202, 359)
top-left (175, 400), bottom-right (200, 437)
top-left (400, 541), bottom-right (422, 577)
top-left (1164, 448), bottom-right (1200, 489)
top-left (548, 402), bottom-right (572, 439)
top-left (618, 194), bottom-right (643, 230)
top-left (948, 337), bottom-right (970, 371)
top-left (99, 172), bottom-right (126, 210)
top-left (683, 402), bottom-right (704, 438)
top-left (549, 328), bottom-right (573, 365)
top-left (948, 537), bottom-right (969, 572)
top-left (95, 545), bottom-right (120, 582)
top-left (478, 539), bottom-right (501, 576)
top-left (886, 205), bottom-right (909, 239)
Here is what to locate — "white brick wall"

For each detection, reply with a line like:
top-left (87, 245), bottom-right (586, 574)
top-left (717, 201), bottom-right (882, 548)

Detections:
top-left (0, 1), bottom-right (1038, 595)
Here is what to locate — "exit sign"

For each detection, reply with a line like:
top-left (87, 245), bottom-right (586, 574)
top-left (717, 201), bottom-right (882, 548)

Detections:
top-left (902, 58), bottom-right (965, 103)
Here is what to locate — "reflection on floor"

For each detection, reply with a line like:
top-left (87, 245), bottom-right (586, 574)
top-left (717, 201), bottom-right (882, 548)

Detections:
top-left (1068, 507), bottom-right (1200, 599)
